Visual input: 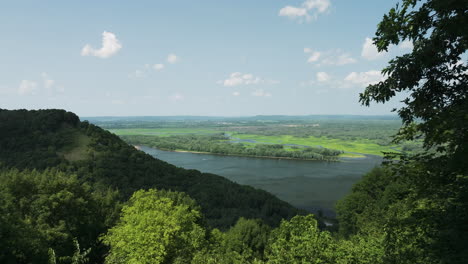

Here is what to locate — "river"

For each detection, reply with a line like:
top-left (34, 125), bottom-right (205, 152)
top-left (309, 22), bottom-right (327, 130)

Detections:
top-left (140, 146), bottom-right (382, 215)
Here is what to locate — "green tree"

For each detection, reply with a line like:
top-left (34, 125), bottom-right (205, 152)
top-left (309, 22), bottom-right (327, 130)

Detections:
top-left (102, 189), bottom-right (208, 264)
top-left (360, 0), bottom-right (467, 159)
top-left (265, 215), bottom-right (336, 264)
top-left (224, 218), bottom-right (271, 261)
top-left (0, 169), bottom-right (117, 263)
top-left (358, 0), bottom-right (468, 263)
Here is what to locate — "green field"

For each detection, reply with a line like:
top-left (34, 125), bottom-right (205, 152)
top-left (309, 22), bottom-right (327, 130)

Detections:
top-left (231, 133), bottom-right (397, 156)
top-left (109, 127), bottom-right (398, 157)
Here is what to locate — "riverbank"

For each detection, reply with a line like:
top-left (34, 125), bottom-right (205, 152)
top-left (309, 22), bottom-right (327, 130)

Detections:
top-left (135, 145), bottom-right (368, 161)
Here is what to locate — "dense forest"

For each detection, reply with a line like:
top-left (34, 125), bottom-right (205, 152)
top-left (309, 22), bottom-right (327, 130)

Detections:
top-left (122, 134), bottom-right (342, 161)
top-left (1, 0), bottom-right (467, 263)
top-left (0, 108), bottom-right (308, 263)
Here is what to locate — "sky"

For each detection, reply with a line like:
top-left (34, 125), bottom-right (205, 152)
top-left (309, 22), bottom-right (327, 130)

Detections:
top-left (0, 0), bottom-right (413, 116)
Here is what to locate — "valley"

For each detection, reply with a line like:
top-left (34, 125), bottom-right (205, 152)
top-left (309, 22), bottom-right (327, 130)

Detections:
top-left (89, 116), bottom-right (405, 215)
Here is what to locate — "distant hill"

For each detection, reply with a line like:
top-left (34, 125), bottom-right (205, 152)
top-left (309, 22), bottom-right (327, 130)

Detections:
top-left (0, 108), bottom-right (302, 229)
top-left (83, 114), bottom-right (400, 123)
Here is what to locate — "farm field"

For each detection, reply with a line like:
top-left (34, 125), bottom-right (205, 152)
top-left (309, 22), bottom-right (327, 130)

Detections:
top-left (103, 116), bottom-right (409, 158)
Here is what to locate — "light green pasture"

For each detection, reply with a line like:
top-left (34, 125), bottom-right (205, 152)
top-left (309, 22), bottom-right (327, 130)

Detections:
top-left (231, 133), bottom-right (397, 156)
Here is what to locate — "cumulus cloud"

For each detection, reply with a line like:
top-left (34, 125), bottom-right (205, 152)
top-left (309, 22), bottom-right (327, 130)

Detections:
top-left (344, 70), bottom-right (384, 86)
top-left (300, 70), bottom-right (385, 90)
top-left (399, 40), bottom-right (414, 50)
top-left (18, 80), bottom-right (37, 95)
top-left (279, 6), bottom-right (308, 18)
top-left (307, 52), bottom-right (322, 63)
top-left (41, 72), bottom-right (55, 89)
top-left (81, 31), bottom-right (122, 58)
top-left (279, 0), bottom-right (330, 22)
top-left (361, 37), bottom-right (386, 60)
top-left (252, 89), bottom-right (272, 97)
top-left (220, 72), bottom-right (278, 87)
top-left (305, 48), bottom-right (356, 66)
top-left (153, 64), bottom-right (165, 71)
top-left (167, 54), bottom-right (179, 64)
top-left (322, 52), bottom-right (356, 65)
top-left (316, 72), bottom-right (330, 82)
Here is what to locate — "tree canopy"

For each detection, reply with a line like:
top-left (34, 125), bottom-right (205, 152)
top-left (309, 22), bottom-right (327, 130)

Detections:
top-left (354, 0), bottom-right (468, 263)
top-left (102, 189), bottom-right (207, 264)
top-left (360, 0), bottom-right (467, 163)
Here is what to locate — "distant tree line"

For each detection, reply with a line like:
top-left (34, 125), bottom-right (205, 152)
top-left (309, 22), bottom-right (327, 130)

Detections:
top-left (121, 134), bottom-right (342, 161)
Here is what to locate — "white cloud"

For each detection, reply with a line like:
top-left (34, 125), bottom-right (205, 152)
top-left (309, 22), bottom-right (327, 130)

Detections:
top-left (301, 70), bottom-right (385, 90)
top-left (232, 91), bottom-right (240, 96)
top-left (252, 89), bottom-right (272, 97)
top-left (41, 72), bottom-right (64, 93)
top-left (167, 54), bottom-right (179, 64)
top-left (399, 40), bottom-right (414, 50)
top-left (153, 64), bottom-right (165, 71)
top-left (361, 37), bottom-right (386, 60)
top-left (41, 72), bottom-right (56, 90)
top-left (223, 72), bottom-right (244, 87)
top-left (18, 80), bottom-right (37, 95)
top-left (321, 52), bottom-right (356, 65)
top-left (279, 6), bottom-right (308, 19)
top-left (303, 0), bottom-right (330, 13)
top-left (279, 0), bottom-right (330, 22)
top-left (344, 70), bottom-right (384, 86)
top-left (221, 72), bottom-right (278, 87)
top-left (307, 51), bottom-right (322, 63)
top-left (316, 72), bottom-right (330, 82)
top-left (81, 31), bottom-right (122, 58)
top-left (305, 48), bottom-right (356, 66)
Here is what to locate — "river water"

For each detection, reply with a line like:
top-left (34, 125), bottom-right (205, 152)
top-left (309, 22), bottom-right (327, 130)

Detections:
top-left (140, 146), bottom-right (382, 215)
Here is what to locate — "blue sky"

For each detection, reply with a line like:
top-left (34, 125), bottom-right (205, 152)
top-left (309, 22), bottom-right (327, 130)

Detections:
top-left (0, 0), bottom-right (412, 116)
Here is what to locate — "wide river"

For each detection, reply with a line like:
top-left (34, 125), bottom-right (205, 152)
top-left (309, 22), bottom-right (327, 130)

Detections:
top-left (140, 146), bottom-right (382, 215)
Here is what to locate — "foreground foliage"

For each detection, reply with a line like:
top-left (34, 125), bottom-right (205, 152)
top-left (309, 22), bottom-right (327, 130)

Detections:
top-left (103, 190), bottom-right (207, 264)
top-left (103, 190), bottom-right (384, 264)
top-left (0, 169), bottom-right (119, 263)
top-left (351, 0), bottom-right (468, 262)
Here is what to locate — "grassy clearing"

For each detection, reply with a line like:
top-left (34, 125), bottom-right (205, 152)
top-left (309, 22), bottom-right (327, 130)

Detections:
top-left (60, 132), bottom-right (91, 161)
